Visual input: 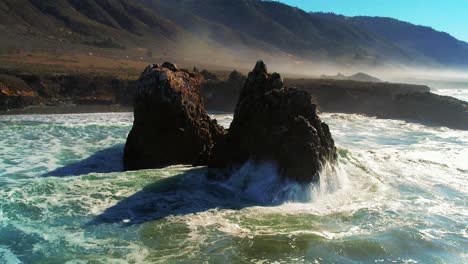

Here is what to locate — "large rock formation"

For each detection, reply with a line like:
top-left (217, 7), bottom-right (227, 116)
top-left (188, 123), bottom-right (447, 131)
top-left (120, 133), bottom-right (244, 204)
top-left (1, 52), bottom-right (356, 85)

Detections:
top-left (209, 61), bottom-right (337, 183)
top-left (123, 63), bottom-right (225, 171)
top-left (201, 70), bottom-right (247, 111)
top-left (286, 78), bottom-right (468, 130)
top-left (0, 74), bottom-right (39, 111)
top-left (0, 70), bottom-right (138, 112)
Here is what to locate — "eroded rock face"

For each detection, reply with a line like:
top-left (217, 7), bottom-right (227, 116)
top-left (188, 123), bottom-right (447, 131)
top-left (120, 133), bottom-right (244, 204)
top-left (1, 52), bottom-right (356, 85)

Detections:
top-left (123, 63), bottom-right (225, 171)
top-left (0, 74), bottom-right (39, 111)
top-left (209, 61), bottom-right (337, 183)
top-left (201, 69), bottom-right (247, 111)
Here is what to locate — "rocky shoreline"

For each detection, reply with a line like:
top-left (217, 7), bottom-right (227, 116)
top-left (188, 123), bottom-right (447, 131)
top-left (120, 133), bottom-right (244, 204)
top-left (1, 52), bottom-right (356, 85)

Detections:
top-left (203, 75), bottom-right (468, 130)
top-left (0, 104), bottom-right (132, 115)
top-left (1, 67), bottom-right (467, 130)
top-left (291, 79), bottom-right (468, 130)
top-left (0, 71), bottom-right (136, 112)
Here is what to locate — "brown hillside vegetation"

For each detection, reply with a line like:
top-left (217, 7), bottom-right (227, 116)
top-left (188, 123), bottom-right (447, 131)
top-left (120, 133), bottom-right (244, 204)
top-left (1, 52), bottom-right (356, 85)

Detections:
top-left (1, 0), bottom-right (468, 72)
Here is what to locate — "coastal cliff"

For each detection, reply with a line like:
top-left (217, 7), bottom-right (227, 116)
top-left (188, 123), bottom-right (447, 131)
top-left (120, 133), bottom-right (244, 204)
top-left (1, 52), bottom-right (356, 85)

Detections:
top-left (0, 71), bottom-right (136, 111)
top-left (202, 75), bottom-right (468, 130)
top-left (0, 74), bottom-right (39, 111)
top-left (1, 67), bottom-right (467, 131)
top-left (286, 79), bottom-right (468, 130)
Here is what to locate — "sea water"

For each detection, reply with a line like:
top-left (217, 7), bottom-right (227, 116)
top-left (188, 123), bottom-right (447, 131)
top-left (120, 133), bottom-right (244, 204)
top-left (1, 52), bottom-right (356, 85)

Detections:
top-left (0, 112), bottom-right (466, 263)
top-left (433, 88), bottom-right (468, 102)
top-left (426, 79), bottom-right (468, 102)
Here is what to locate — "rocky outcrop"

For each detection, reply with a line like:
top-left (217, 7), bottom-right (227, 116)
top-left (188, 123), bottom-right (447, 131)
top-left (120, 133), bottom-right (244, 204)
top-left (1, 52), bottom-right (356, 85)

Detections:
top-left (0, 74), bottom-right (39, 111)
top-left (394, 92), bottom-right (468, 130)
top-left (286, 79), bottom-right (468, 130)
top-left (199, 69), bottom-right (219, 81)
top-left (208, 61), bottom-right (337, 183)
top-left (199, 75), bottom-right (468, 130)
top-left (0, 71), bottom-right (138, 111)
top-left (31, 74), bottom-right (137, 106)
top-left (123, 63), bottom-right (225, 171)
top-left (201, 70), bottom-right (247, 111)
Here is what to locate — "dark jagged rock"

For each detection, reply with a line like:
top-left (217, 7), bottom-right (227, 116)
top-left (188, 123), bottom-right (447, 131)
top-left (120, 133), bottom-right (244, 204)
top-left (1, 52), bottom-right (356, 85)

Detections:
top-left (228, 70), bottom-right (244, 82)
top-left (285, 78), bottom-right (468, 130)
top-left (123, 63), bottom-right (225, 171)
top-left (161, 62), bottom-right (178, 72)
top-left (394, 92), bottom-right (468, 130)
top-left (209, 61), bottom-right (337, 183)
top-left (201, 74), bottom-right (468, 130)
top-left (200, 69), bottom-right (219, 81)
top-left (0, 70), bottom-right (138, 111)
top-left (0, 74), bottom-right (39, 111)
top-left (201, 70), bottom-right (247, 111)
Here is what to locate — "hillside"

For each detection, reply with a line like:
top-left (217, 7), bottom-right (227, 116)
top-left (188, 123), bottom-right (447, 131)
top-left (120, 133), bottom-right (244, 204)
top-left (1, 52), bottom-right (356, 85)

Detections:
top-left (143, 0), bottom-right (410, 63)
top-left (0, 0), bottom-right (181, 49)
top-left (0, 0), bottom-right (467, 71)
top-left (321, 72), bottom-right (382, 83)
top-left (315, 13), bottom-right (468, 67)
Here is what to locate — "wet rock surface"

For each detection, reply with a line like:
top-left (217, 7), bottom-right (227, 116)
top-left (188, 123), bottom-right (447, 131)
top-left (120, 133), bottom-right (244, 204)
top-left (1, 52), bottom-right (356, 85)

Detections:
top-left (208, 61), bottom-right (337, 183)
top-left (123, 63), bottom-right (225, 171)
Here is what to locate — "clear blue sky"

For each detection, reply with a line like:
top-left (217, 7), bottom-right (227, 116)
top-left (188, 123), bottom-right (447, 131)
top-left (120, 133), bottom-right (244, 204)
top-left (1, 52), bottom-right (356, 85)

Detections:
top-left (277, 0), bottom-right (468, 42)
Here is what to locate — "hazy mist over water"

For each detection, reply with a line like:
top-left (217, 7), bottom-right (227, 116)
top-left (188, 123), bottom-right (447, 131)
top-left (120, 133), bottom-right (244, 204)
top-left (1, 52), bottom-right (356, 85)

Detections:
top-left (269, 61), bottom-right (468, 102)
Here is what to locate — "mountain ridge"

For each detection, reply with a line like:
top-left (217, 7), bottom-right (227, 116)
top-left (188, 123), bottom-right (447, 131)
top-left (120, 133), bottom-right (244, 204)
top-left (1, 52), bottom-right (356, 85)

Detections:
top-left (314, 12), bottom-right (468, 66)
top-left (0, 0), bottom-right (467, 69)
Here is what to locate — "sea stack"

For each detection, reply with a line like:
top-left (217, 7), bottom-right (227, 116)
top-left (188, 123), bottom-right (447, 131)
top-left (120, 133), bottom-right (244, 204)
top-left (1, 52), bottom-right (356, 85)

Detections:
top-left (209, 61), bottom-right (337, 183)
top-left (123, 63), bottom-right (225, 170)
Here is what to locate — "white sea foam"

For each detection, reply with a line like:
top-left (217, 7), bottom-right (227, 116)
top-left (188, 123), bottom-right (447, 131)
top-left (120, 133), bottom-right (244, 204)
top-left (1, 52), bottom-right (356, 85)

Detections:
top-left (0, 247), bottom-right (21, 264)
top-left (0, 112), bottom-right (467, 263)
top-left (432, 88), bottom-right (468, 102)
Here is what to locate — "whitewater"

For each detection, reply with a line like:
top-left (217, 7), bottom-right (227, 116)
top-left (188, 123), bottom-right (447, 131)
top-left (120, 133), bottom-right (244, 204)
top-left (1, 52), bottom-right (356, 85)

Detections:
top-left (0, 112), bottom-right (467, 263)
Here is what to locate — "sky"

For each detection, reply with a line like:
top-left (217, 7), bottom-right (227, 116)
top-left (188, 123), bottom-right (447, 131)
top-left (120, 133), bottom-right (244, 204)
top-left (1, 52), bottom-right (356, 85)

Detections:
top-left (277, 0), bottom-right (468, 42)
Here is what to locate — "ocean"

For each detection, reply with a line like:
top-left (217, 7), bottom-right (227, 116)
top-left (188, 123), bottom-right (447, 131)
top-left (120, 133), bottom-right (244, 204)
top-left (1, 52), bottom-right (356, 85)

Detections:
top-left (432, 87), bottom-right (468, 102)
top-left (0, 112), bottom-right (467, 263)
top-left (424, 79), bottom-right (468, 102)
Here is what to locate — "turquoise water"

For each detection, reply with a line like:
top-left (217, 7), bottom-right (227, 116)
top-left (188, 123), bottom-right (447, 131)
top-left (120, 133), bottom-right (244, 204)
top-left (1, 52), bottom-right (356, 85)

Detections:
top-left (0, 113), bottom-right (467, 263)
